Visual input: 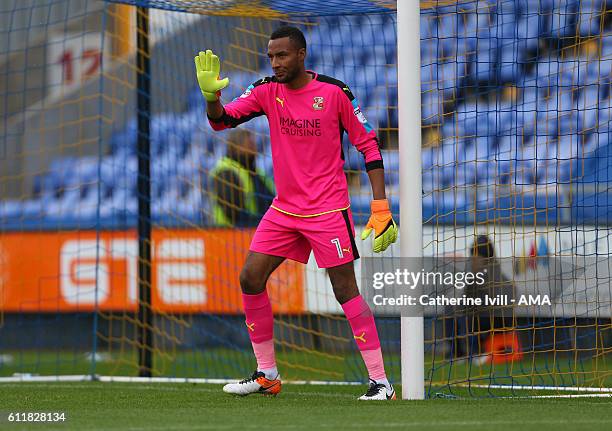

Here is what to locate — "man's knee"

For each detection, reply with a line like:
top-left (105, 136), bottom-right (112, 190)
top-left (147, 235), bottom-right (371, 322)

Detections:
top-left (328, 263), bottom-right (359, 304)
top-left (239, 265), bottom-right (267, 294)
top-left (331, 278), bottom-right (359, 304)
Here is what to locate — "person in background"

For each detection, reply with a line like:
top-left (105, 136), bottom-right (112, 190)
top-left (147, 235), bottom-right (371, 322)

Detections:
top-left (209, 129), bottom-right (274, 227)
top-left (449, 235), bottom-right (514, 362)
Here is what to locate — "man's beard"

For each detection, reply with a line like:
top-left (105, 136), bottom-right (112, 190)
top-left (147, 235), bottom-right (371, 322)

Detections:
top-left (275, 68), bottom-right (298, 83)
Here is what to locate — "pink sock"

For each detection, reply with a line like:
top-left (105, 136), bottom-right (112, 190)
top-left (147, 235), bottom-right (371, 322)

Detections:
top-left (360, 348), bottom-right (387, 380)
top-left (341, 295), bottom-right (387, 381)
top-left (242, 291), bottom-right (276, 370)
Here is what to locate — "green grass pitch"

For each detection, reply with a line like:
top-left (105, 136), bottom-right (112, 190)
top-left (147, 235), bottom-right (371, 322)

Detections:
top-left (0, 382), bottom-right (611, 430)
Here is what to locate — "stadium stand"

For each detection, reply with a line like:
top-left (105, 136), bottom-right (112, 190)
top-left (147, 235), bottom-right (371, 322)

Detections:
top-left (1, 0), bottom-right (610, 228)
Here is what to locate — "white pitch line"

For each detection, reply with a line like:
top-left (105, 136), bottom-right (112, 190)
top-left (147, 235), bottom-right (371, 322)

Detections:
top-left (466, 383), bottom-right (612, 393)
top-left (108, 418), bottom-right (612, 431)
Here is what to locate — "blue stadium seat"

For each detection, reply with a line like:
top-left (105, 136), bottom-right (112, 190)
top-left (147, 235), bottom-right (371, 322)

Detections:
top-left (521, 86), bottom-right (540, 105)
top-left (349, 193), bottom-right (372, 224)
top-left (499, 40), bottom-right (526, 83)
top-left (494, 193), bottom-right (546, 224)
top-left (363, 13), bottom-right (385, 28)
top-left (196, 147), bottom-right (222, 195)
top-left (381, 150), bottom-right (399, 172)
top-left (549, 0), bottom-right (578, 38)
top-left (549, 134), bottom-right (585, 183)
top-left (257, 152), bottom-right (275, 177)
top-left (31, 165), bottom-right (67, 203)
top-left (420, 13), bottom-right (437, 41)
top-left (421, 63), bottom-right (438, 93)
top-left (420, 40), bottom-right (439, 66)
top-left (535, 57), bottom-right (562, 90)
top-left (438, 62), bottom-right (458, 96)
top-left (70, 156), bottom-right (99, 188)
top-left (457, 102), bottom-right (493, 137)
top-left (534, 95), bottom-right (562, 136)
top-left (437, 10), bottom-right (461, 41)
top-left (0, 199), bottom-right (22, 220)
top-left (109, 118), bottom-right (137, 156)
top-left (361, 90), bottom-right (385, 127)
top-left (577, 0), bottom-right (604, 36)
top-left (599, 62), bottom-right (612, 101)
top-left (383, 88), bottom-right (398, 128)
top-left (576, 86), bottom-right (600, 133)
top-left (108, 113), bottom-right (191, 158)
top-left (578, 61), bottom-right (604, 87)
top-left (602, 34), bottom-right (612, 59)
top-left (381, 18), bottom-right (396, 47)
top-left (516, 5), bottom-right (544, 49)
top-left (108, 187), bottom-right (137, 218)
top-left (155, 168), bottom-right (201, 221)
top-left (48, 157), bottom-right (78, 189)
top-left (421, 169), bottom-right (437, 194)
top-left (461, 136), bottom-right (491, 163)
top-left (422, 140), bottom-right (461, 191)
top-left (45, 185), bottom-right (82, 219)
top-left (490, 105), bottom-right (517, 137)
top-left (582, 128), bottom-right (604, 156)
top-left (522, 136), bottom-right (552, 175)
top-left (355, 25), bottom-right (379, 49)
top-left (186, 86), bottom-right (204, 112)
top-left (364, 46), bottom-right (387, 70)
top-left (422, 189), bottom-right (469, 224)
top-left (592, 98), bottom-right (612, 151)
top-left (571, 184), bottom-right (612, 223)
top-left (578, 84), bottom-right (601, 108)
top-left (20, 198), bottom-right (45, 219)
top-left (455, 162), bottom-right (479, 187)
top-left (463, 1), bottom-right (496, 39)
top-left (422, 145), bottom-right (435, 170)
top-left (421, 91), bottom-right (444, 125)
top-left (473, 38), bottom-right (497, 83)
top-left (558, 59), bottom-right (585, 88)
top-left (495, 134), bottom-right (521, 162)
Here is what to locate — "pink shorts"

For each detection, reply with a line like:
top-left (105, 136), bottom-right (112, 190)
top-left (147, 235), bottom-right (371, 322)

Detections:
top-left (250, 207), bottom-right (360, 268)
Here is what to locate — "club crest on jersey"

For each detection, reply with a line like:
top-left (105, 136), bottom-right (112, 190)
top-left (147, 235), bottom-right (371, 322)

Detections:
top-left (312, 96), bottom-right (324, 110)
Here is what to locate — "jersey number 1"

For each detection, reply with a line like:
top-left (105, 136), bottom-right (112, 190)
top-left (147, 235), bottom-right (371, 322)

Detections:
top-left (331, 238), bottom-right (343, 259)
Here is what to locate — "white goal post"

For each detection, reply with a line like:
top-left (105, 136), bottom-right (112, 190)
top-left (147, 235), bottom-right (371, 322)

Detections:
top-left (398, 0), bottom-right (425, 400)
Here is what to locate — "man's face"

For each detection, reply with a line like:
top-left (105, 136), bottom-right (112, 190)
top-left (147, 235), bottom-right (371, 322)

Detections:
top-left (267, 37), bottom-right (305, 83)
top-left (470, 255), bottom-right (487, 272)
top-left (233, 135), bottom-right (257, 170)
top-left (241, 134), bottom-right (257, 156)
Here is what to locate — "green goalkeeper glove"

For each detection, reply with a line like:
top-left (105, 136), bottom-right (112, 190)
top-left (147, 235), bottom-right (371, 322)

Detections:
top-left (361, 198), bottom-right (398, 253)
top-left (194, 49), bottom-right (230, 102)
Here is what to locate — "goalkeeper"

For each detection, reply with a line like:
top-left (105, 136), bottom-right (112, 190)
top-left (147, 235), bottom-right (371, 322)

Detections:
top-left (195, 26), bottom-right (398, 400)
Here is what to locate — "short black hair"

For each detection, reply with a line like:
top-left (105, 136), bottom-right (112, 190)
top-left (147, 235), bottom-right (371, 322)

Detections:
top-left (270, 26), bottom-right (306, 50)
top-left (470, 235), bottom-right (495, 258)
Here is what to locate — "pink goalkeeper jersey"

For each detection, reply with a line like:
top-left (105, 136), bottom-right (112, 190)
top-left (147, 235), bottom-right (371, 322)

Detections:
top-left (208, 71), bottom-right (383, 216)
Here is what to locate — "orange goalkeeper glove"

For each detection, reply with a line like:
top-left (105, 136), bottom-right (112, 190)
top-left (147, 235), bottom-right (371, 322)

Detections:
top-left (361, 199), bottom-right (398, 253)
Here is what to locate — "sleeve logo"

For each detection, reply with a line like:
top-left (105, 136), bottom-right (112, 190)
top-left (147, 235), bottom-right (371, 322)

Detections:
top-left (312, 96), bottom-right (324, 110)
top-left (240, 89), bottom-right (251, 98)
top-left (353, 106), bottom-right (368, 124)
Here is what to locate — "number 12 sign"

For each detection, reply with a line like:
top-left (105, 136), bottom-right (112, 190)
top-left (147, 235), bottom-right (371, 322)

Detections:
top-left (47, 33), bottom-right (108, 98)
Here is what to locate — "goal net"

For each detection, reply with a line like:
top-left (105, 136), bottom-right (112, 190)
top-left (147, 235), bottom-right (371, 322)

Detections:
top-left (0, 0), bottom-right (610, 397)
